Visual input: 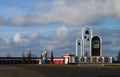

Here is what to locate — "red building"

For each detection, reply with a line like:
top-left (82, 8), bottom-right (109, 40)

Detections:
top-left (48, 54), bottom-right (76, 64)
top-left (48, 57), bottom-right (64, 64)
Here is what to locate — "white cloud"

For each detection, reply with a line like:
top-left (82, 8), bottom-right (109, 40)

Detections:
top-left (55, 26), bottom-right (69, 40)
top-left (11, 16), bottom-right (25, 26)
top-left (13, 32), bottom-right (42, 47)
top-left (8, 0), bottom-right (120, 26)
top-left (14, 32), bottom-right (21, 43)
top-left (0, 17), bottom-right (5, 24)
top-left (0, 31), bottom-right (43, 56)
top-left (13, 32), bottom-right (29, 46)
top-left (27, 31), bottom-right (40, 40)
top-left (43, 26), bottom-right (78, 51)
top-left (4, 38), bottom-right (10, 45)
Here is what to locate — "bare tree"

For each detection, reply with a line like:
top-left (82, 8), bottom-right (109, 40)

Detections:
top-left (22, 52), bottom-right (26, 64)
top-left (27, 49), bottom-right (32, 64)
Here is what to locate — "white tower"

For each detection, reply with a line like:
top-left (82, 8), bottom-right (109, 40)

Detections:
top-left (82, 26), bottom-right (93, 56)
top-left (76, 39), bottom-right (83, 56)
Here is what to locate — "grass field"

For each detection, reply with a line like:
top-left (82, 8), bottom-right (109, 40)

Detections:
top-left (0, 64), bottom-right (120, 77)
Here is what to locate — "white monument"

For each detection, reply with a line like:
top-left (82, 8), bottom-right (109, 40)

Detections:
top-left (76, 26), bottom-right (112, 64)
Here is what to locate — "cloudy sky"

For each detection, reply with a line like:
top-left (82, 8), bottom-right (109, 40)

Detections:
top-left (0, 0), bottom-right (120, 58)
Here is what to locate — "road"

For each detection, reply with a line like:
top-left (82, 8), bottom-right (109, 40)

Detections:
top-left (0, 65), bottom-right (120, 77)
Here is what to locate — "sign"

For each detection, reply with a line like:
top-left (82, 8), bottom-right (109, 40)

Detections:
top-left (78, 56), bottom-right (112, 63)
top-left (69, 56), bottom-right (75, 63)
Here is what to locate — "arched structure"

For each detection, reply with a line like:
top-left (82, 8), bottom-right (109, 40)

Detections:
top-left (82, 26), bottom-right (93, 56)
top-left (91, 35), bottom-right (102, 56)
top-left (76, 39), bottom-right (83, 56)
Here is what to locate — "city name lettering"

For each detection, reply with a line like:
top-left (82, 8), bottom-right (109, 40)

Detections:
top-left (78, 57), bottom-right (112, 63)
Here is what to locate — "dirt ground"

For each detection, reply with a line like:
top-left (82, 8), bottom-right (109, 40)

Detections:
top-left (0, 65), bottom-right (120, 77)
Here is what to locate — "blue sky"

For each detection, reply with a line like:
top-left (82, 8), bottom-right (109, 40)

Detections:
top-left (0, 0), bottom-right (120, 59)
